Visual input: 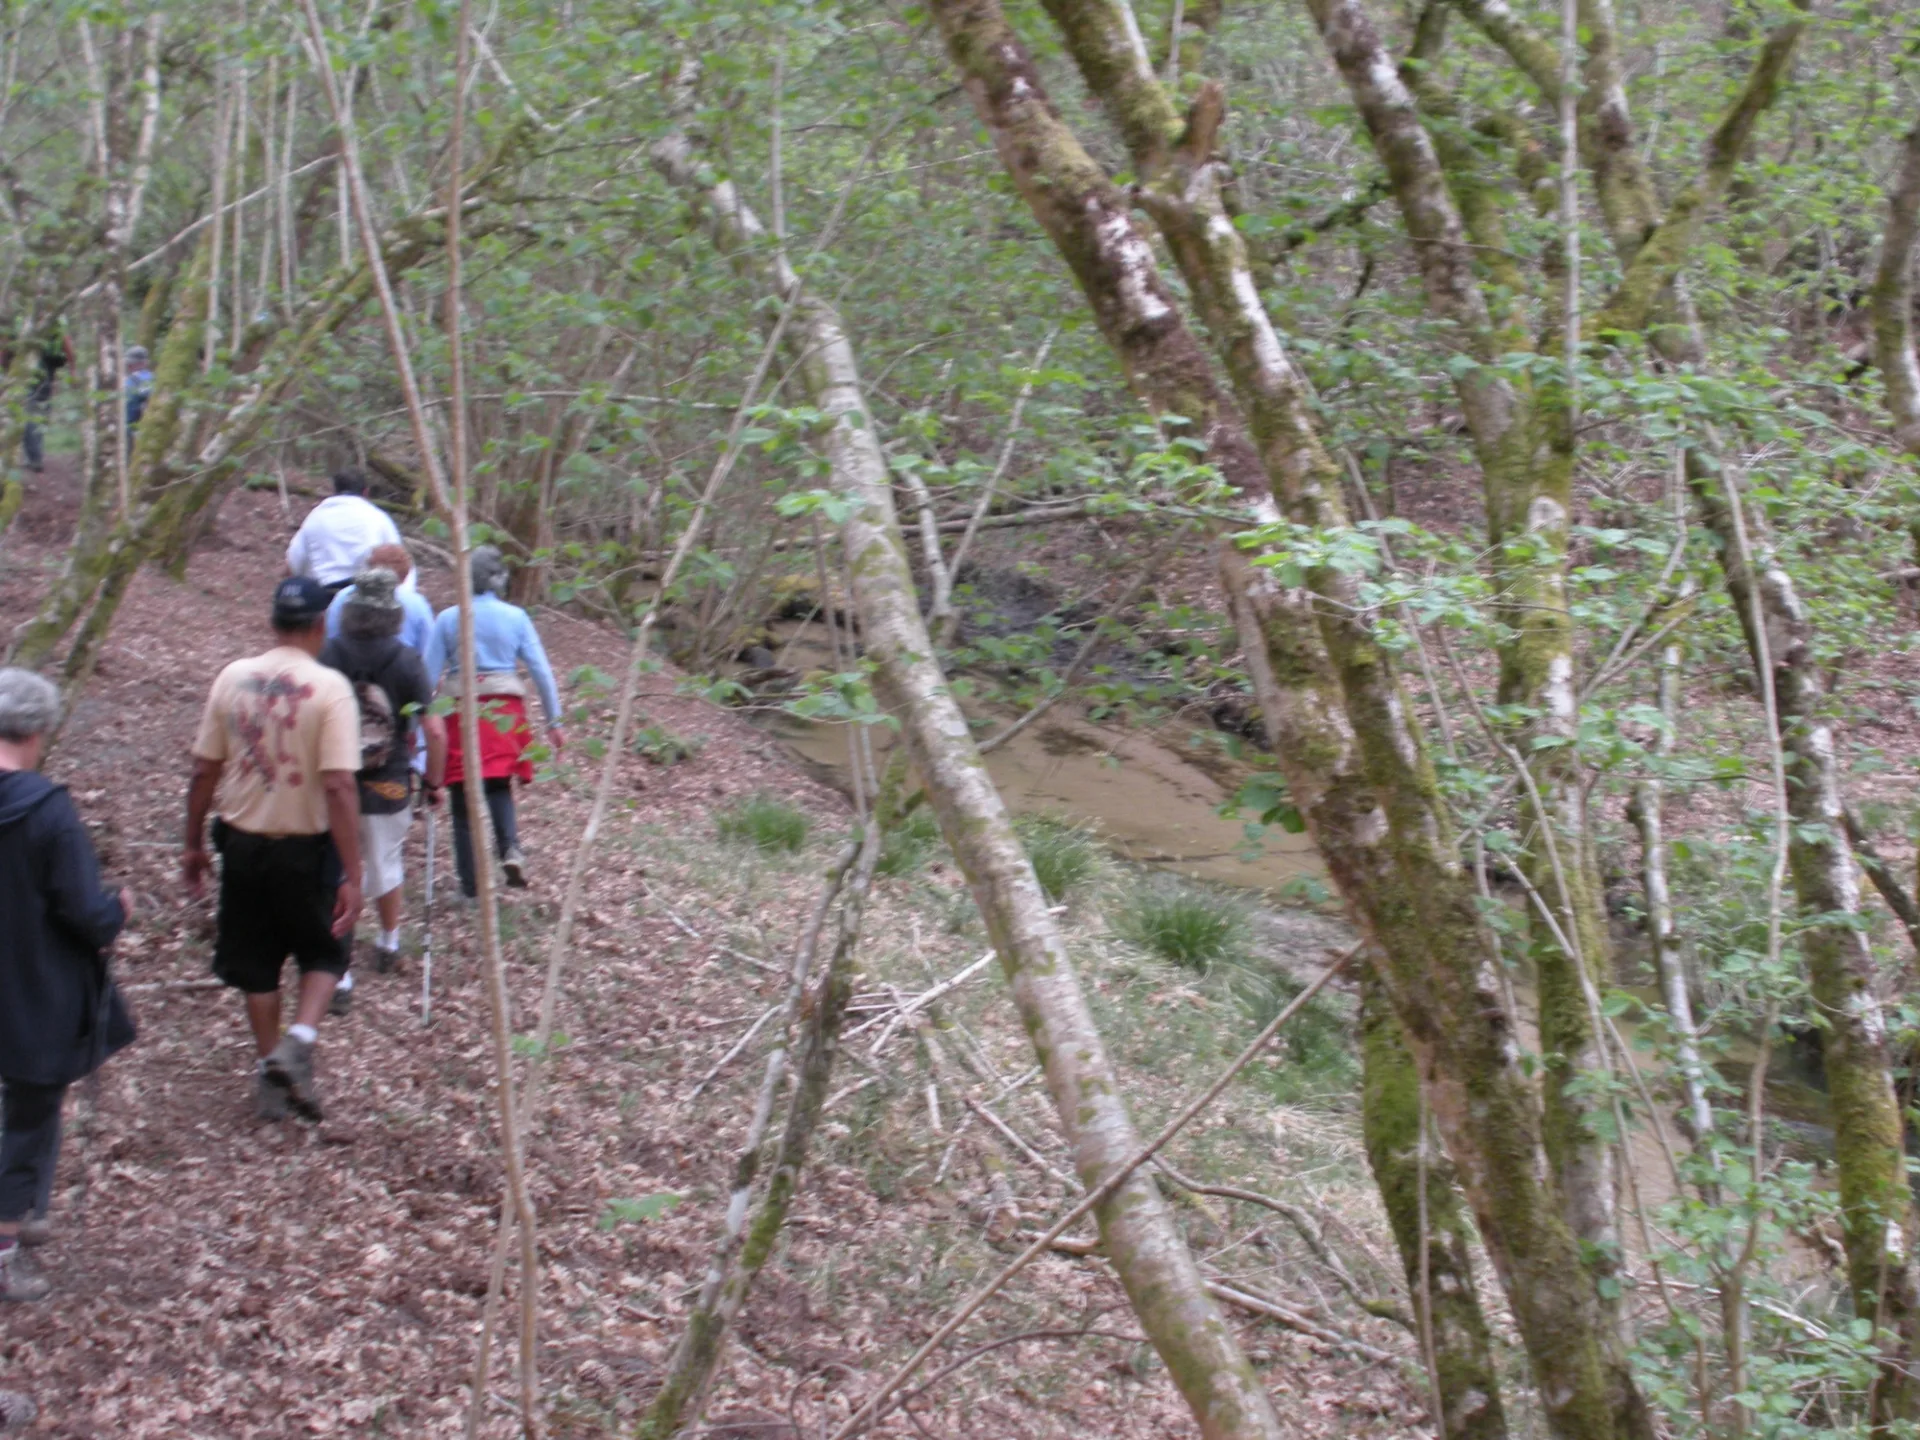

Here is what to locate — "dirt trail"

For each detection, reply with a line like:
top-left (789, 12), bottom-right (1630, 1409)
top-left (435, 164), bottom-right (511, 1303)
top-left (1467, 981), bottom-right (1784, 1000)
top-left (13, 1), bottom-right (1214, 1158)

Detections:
top-left (0, 477), bottom-right (848, 1435)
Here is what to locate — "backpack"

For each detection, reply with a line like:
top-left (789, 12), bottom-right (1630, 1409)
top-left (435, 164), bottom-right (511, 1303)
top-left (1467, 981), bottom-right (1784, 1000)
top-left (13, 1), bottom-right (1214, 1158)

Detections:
top-left (352, 678), bottom-right (397, 773)
top-left (336, 637), bottom-right (407, 775)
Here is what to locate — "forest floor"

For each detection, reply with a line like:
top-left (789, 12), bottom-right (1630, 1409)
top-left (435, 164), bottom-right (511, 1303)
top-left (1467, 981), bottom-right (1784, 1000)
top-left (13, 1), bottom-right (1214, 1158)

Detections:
top-left (0, 470), bottom-right (1430, 1438)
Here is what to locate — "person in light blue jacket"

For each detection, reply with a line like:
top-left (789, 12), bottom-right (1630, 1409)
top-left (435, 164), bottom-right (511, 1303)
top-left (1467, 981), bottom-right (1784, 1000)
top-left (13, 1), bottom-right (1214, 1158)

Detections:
top-left (432, 547), bottom-right (564, 896)
top-left (326, 542), bottom-right (443, 679)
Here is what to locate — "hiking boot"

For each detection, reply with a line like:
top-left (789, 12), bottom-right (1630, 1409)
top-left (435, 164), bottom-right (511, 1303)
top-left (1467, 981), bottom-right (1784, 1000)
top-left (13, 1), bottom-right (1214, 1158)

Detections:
top-left (263, 1034), bottom-right (322, 1122)
top-left (255, 1068), bottom-right (288, 1122)
top-left (371, 944), bottom-right (400, 975)
top-left (0, 1245), bottom-right (49, 1303)
top-left (16, 1215), bottom-right (51, 1248)
top-left (502, 847), bottom-right (528, 888)
top-left (0, 1388), bottom-right (38, 1429)
top-left (328, 982), bottom-right (354, 1019)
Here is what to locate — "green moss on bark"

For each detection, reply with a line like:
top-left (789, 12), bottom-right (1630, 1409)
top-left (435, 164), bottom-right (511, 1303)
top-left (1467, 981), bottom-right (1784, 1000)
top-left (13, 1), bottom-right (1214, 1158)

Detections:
top-left (1362, 967), bottom-right (1509, 1440)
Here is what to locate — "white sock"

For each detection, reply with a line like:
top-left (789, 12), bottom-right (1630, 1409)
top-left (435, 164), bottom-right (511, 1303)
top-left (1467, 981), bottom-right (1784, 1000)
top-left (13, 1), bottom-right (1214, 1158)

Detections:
top-left (288, 1023), bottom-right (318, 1045)
top-left (378, 927), bottom-right (401, 951)
top-left (335, 972), bottom-right (354, 993)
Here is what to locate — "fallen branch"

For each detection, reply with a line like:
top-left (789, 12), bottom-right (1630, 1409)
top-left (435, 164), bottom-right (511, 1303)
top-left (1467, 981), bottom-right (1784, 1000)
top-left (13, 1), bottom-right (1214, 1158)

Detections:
top-left (893, 1326), bottom-right (1145, 1414)
top-left (1155, 1160), bottom-right (1412, 1330)
top-left (977, 554), bottom-right (1163, 755)
top-left (1204, 1281), bottom-right (1399, 1364)
top-left (685, 1004), bottom-right (783, 1103)
top-left (936, 323), bottom-right (1061, 646)
top-left (847, 949), bottom-right (995, 1049)
top-left (967, 1097), bottom-right (1079, 1190)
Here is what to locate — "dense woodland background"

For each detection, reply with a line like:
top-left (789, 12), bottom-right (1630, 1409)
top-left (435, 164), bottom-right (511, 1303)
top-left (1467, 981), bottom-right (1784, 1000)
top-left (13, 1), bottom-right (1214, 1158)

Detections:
top-left (6, 0), bottom-right (1920, 1436)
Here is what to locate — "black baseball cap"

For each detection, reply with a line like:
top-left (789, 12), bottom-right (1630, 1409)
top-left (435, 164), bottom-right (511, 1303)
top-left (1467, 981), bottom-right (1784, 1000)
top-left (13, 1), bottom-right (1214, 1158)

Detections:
top-left (271, 575), bottom-right (332, 627)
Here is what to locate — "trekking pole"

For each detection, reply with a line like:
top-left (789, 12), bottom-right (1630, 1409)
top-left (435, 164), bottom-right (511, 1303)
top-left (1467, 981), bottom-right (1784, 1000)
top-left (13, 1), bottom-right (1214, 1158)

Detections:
top-left (421, 802), bottom-right (437, 1027)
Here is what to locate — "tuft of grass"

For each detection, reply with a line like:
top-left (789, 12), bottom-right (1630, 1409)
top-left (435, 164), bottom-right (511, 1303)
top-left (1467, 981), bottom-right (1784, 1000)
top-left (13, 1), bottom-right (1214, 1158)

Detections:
top-left (1017, 816), bottom-right (1099, 902)
top-left (877, 804), bottom-right (943, 878)
top-left (1116, 883), bottom-right (1246, 972)
top-left (717, 793), bottom-right (810, 853)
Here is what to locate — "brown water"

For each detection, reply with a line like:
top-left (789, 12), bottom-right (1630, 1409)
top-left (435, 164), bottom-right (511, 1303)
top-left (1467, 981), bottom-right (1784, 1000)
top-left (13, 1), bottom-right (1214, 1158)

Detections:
top-left (768, 702), bottom-right (1323, 895)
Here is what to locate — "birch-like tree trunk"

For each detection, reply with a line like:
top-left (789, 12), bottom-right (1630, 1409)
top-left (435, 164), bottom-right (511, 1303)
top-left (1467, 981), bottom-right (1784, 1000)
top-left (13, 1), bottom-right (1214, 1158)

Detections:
top-left (1016, 6), bottom-right (1513, 1433)
top-left (1624, 586), bottom-right (1713, 1146)
top-left (1873, 120), bottom-right (1920, 456)
top-left (652, 98), bottom-right (1287, 1440)
top-left (1689, 456), bottom-right (1920, 1416)
top-left (934, 4), bottom-right (1650, 1435)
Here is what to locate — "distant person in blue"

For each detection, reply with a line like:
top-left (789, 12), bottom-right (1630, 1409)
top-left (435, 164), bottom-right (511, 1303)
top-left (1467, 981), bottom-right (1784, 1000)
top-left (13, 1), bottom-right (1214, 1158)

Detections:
top-left (123, 345), bottom-right (154, 444)
top-left (432, 546), bottom-right (564, 897)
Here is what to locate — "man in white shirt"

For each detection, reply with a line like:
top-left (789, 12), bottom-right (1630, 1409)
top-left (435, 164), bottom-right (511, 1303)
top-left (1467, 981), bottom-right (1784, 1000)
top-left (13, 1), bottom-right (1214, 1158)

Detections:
top-left (286, 468), bottom-right (403, 593)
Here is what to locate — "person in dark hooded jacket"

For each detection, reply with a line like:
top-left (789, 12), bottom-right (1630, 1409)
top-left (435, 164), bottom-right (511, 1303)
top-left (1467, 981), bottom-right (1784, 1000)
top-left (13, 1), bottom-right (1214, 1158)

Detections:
top-left (0, 668), bottom-right (133, 1303)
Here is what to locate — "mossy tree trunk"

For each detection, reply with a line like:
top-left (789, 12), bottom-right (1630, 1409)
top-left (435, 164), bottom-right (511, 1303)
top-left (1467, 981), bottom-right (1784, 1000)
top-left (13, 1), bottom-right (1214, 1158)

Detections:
top-left (1459, 0), bottom-right (1912, 1420)
top-left (0, 342), bottom-right (48, 549)
top-left (1453, 3), bottom-right (1913, 1417)
top-left (1361, 966), bottom-right (1507, 1440)
top-left (935, 4), bottom-right (1652, 1436)
top-left (1306, 0), bottom-right (1627, 1309)
top-left (1690, 453), bottom-right (1920, 1420)
top-left (637, 831), bottom-right (882, 1438)
top-left (1017, 9), bottom-right (1513, 1433)
top-left (654, 95), bottom-right (1289, 1440)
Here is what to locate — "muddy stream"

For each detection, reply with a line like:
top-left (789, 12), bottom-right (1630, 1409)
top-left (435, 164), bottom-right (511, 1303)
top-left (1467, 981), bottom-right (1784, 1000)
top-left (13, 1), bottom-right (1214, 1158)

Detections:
top-left (745, 617), bottom-right (1318, 887)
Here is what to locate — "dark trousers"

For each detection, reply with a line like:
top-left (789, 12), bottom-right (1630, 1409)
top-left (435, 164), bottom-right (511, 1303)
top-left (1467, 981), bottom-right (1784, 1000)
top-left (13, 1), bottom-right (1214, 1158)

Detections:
top-left (20, 408), bottom-right (47, 472)
top-left (449, 779), bottom-right (517, 898)
top-left (0, 1079), bottom-right (67, 1222)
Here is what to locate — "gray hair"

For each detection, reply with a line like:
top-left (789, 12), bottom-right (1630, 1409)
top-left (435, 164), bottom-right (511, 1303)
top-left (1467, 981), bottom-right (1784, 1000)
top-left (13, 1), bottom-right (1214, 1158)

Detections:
top-left (470, 545), bottom-right (511, 597)
top-left (0, 667), bottom-right (61, 742)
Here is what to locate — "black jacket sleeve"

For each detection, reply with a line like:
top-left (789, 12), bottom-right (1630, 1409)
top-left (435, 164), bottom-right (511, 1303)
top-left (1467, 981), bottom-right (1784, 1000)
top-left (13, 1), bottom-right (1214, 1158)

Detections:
top-left (397, 651), bottom-right (433, 721)
top-left (40, 790), bottom-right (125, 954)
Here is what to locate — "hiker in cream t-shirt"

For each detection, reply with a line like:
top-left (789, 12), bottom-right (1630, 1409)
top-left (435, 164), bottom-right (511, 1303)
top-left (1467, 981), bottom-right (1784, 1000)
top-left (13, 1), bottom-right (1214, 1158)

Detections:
top-left (183, 576), bottom-right (363, 1123)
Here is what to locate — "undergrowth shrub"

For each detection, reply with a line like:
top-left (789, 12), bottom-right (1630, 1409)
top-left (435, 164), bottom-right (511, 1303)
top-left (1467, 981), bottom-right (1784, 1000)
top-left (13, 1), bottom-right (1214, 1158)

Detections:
top-left (877, 804), bottom-right (943, 878)
top-left (717, 793), bottom-right (810, 853)
top-left (1017, 815), bottom-right (1098, 901)
top-left (632, 723), bottom-right (705, 767)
